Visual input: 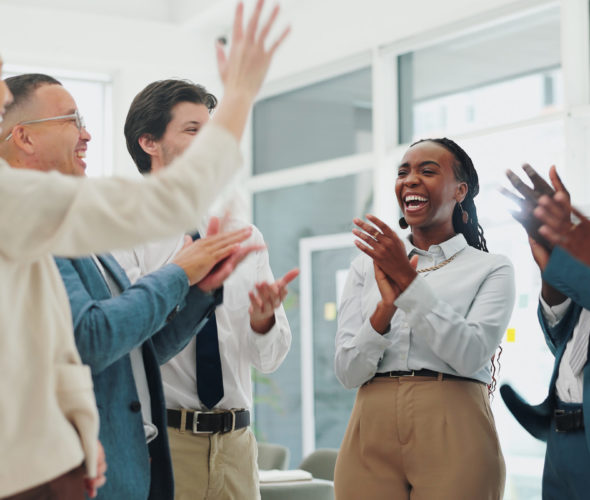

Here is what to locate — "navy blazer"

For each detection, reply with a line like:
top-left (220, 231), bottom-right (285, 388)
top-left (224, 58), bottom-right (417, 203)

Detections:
top-left (55, 254), bottom-right (215, 500)
top-left (501, 246), bottom-right (590, 453)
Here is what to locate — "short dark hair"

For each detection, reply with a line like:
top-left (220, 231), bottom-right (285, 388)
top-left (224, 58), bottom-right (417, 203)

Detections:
top-left (5, 73), bottom-right (62, 112)
top-left (125, 79), bottom-right (217, 174)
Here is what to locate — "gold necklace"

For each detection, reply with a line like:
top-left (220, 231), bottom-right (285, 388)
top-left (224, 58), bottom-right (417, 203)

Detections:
top-left (417, 254), bottom-right (457, 274)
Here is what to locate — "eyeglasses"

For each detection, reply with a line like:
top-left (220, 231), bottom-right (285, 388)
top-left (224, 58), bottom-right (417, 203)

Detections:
top-left (4, 109), bottom-right (85, 141)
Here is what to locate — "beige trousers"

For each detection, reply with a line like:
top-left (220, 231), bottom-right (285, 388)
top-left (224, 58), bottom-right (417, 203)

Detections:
top-left (334, 376), bottom-right (505, 500)
top-left (167, 426), bottom-right (260, 500)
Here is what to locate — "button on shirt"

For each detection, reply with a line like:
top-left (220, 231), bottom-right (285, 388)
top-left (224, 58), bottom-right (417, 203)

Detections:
top-left (335, 234), bottom-right (515, 389)
top-left (113, 218), bottom-right (291, 411)
top-left (540, 297), bottom-right (590, 403)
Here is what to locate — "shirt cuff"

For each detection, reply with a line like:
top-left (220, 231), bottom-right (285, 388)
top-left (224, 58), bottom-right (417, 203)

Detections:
top-left (539, 294), bottom-right (571, 327)
top-left (356, 318), bottom-right (393, 364)
top-left (394, 275), bottom-right (437, 318)
top-left (249, 317), bottom-right (282, 348)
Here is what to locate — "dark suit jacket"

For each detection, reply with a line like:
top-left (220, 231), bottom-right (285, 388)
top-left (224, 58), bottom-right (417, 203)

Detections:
top-left (501, 246), bottom-right (590, 453)
top-left (55, 254), bottom-right (215, 500)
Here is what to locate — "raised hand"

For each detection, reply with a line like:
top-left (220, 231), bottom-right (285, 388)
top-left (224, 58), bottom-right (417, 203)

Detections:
top-left (352, 214), bottom-right (418, 292)
top-left (213, 0), bottom-right (290, 140)
top-left (501, 163), bottom-right (556, 249)
top-left (249, 267), bottom-right (299, 333)
top-left (216, 0), bottom-right (289, 98)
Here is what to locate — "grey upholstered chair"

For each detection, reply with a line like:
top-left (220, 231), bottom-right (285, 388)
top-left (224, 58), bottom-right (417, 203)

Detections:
top-left (257, 442), bottom-right (290, 470)
top-left (298, 448), bottom-right (339, 481)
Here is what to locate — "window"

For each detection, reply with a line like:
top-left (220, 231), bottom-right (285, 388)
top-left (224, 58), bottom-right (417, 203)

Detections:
top-left (398, 6), bottom-right (561, 143)
top-left (252, 67), bottom-right (372, 174)
top-left (252, 172), bottom-right (373, 463)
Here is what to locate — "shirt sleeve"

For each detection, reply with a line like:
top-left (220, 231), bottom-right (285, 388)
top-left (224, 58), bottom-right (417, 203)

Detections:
top-left (246, 228), bottom-right (292, 374)
top-left (543, 246), bottom-right (590, 310)
top-left (334, 256), bottom-right (392, 389)
top-left (395, 256), bottom-right (515, 377)
top-left (0, 123), bottom-right (241, 262)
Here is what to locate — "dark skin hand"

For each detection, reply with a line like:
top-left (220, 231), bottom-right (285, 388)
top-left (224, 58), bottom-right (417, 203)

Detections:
top-left (500, 163), bottom-right (556, 250)
top-left (500, 164), bottom-right (589, 305)
top-left (352, 215), bottom-right (419, 334)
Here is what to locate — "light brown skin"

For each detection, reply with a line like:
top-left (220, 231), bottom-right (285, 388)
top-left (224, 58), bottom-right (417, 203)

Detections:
top-left (352, 141), bottom-right (468, 334)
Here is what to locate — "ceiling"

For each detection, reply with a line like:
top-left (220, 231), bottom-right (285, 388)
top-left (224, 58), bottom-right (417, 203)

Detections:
top-left (0, 0), bottom-right (235, 25)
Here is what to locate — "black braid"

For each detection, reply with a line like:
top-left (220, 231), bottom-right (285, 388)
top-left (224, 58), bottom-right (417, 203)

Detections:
top-left (410, 137), bottom-right (488, 252)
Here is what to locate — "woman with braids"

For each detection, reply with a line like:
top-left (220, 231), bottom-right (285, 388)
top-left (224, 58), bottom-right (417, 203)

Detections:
top-left (334, 138), bottom-right (515, 500)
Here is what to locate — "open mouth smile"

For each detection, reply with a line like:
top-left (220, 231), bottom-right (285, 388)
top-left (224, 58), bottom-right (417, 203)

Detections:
top-left (404, 194), bottom-right (429, 213)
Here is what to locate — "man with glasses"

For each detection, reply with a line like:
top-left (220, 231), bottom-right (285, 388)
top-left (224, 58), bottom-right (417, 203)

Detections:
top-left (0, 2), bottom-right (289, 498)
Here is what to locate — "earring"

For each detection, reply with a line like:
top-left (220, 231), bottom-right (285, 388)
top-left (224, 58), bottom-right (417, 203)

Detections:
top-left (459, 203), bottom-right (469, 224)
top-left (398, 216), bottom-right (408, 229)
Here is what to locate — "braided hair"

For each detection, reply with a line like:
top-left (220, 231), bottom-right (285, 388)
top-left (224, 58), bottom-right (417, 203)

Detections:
top-left (411, 138), bottom-right (500, 396)
top-left (411, 138), bottom-right (488, 253)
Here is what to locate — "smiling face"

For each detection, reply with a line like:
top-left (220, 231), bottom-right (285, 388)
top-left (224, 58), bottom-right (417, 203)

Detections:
top-left (149, 101), bottom-right (210, 172)
top-left (395, 141), bottom-right (467, 240)
top-left (24, 84), bottom-right (91, 176)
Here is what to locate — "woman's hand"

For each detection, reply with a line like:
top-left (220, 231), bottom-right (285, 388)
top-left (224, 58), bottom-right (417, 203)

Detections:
top-left (353, 214), bottom-right (418, 292)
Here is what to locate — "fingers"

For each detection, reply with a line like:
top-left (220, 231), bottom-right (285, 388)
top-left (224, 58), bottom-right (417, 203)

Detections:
top-left (365, 214), bottom-right (396, 238)
top-left (352, 227), bottom-right (377, 247)
top-left (506, 168), bottom-right (538, 203)
top-left (215, 38), bottom-right (228, 74)
top-left (499, 186), bottom-right (527, 207)
top-left (537, 224), bottom-right (563, 248)
top-left (269, 25), bottom-right (291, 55)
top-left (232, 1), bottom-right (245, 41)
top-left (353, 218), bottom-right (379, 240)
top-left (181, 234), bottom-right (192, 250)
top-left (571, 205), bottom-right (589, 222)
top-left (207, 227), bottom-right (252, 254)
top-left (534, 194), bottom-right (571, 231)
top-left (258, 4), bottom-right (280, 45)
top-left (409, 255), bottom-right (419, 270)
top-left (245, 0), bottom-right (265, 42)
top-left (277, 267), bottom-right (299, 287)
top-left (522, 163), bottom-right (554, 197)
top-left (206, 216), bottom-right (220, 236)
top-left (549, 165), bottom-right (569, 195)
top-left (354, 238), bottom-right (376, 259)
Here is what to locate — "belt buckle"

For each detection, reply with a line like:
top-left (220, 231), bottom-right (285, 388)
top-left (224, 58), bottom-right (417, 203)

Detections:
top-left (192, 411), bottom-right (211, 434)
top-left (229, 409), bottom-right (236, 432)
top-left (554, 409), bottom-right (567, 433)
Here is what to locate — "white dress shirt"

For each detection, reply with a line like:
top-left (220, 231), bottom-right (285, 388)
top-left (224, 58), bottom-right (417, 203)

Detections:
top-left (91, 256), bottom-right (158, 443)
top-left (540, 296), bottom-right (590, 403)
top-left (113, 218), bottom-right (291, 411)
top-left (335, 234), bottom-right (515, 389)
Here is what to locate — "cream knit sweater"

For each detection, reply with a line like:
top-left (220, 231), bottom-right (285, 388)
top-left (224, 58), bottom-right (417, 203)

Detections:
top-left (0, 123), bottom-right (240, 497)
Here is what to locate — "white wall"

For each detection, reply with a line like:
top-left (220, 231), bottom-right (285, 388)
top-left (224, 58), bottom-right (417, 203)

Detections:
top-left (0, 0), bottom-right (559, 177)
top-left (0, 2), bottom-right (221, 177)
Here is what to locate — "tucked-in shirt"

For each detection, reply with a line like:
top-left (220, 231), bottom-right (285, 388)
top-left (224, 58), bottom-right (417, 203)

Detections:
top-left (0, 122), bottom-right (240, 498)
top-left (113, 218), bottom-right (291, 411)
top-left (335, 233), bottom-right (515, 389)
top-left (540, 296), bottom-right (590, 403)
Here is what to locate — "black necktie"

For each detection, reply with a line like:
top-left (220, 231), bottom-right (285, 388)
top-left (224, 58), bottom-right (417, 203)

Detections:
top-left (192, 232), bottom-right (224, 409)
